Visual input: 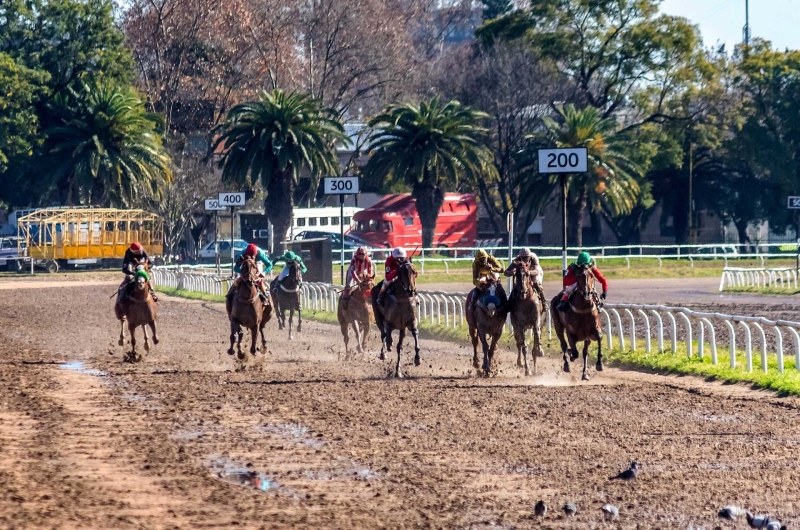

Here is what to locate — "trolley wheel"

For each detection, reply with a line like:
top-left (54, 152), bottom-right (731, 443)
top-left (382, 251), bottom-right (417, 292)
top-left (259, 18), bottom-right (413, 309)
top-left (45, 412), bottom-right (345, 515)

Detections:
top-left (45, 260), bottom-right (59, 274)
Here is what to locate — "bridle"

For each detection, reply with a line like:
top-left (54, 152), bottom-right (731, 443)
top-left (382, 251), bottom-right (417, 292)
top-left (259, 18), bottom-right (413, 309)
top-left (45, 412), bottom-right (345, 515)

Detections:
top-left (576, 266), bottom-right (596, 301)
top-left (396, 261), bottom-right (415, 296)
top-left (514, 262), bottom-right (533, 299)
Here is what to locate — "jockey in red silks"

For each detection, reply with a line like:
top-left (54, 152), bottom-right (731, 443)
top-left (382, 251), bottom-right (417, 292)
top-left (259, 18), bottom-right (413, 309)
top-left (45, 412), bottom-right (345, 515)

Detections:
top-left (376, 247), bottom-right (417, 304)
top-left (344, 246), bottom-right (375, 295)
top-left (119, 242), bottom-right (157, 302)
top-left (557, 251), bottom-right (608, 312)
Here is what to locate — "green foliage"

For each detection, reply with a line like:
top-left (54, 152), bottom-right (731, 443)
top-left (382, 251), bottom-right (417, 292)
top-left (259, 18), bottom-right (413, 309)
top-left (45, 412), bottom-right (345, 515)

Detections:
top-left (365, 97), bottom-right (497, 248)
top-left (0, 0), bottom-right (133, 92)
top-left (0, 53), bottom-right (47, 173)
top-left (37, 81), bottom-right (171, 206)
top-left (213, 89), bottom-right (348, 246)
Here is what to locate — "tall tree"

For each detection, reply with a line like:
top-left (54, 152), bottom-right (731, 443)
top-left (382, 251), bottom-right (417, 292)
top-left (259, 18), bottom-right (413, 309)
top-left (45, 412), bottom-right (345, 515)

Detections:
top-left (37, 82), bottom-right (172, 206)
top-left (213, 89), bottom-right (348, 248)
top-left (521, 104), bottom-right (643, 246)
top-left (365, 97), bottom-right (497, 248)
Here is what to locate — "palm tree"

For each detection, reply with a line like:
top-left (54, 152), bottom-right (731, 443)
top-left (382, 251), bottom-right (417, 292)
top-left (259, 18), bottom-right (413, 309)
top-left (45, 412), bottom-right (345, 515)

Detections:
top-left (213, 89), bottom-right (348, 249)
top-left (365, 97), bottom-right (497, 249)
top-left (41, 81), bottom-right (171, 207)
top-left (520, 104), bottom-right (642, 247)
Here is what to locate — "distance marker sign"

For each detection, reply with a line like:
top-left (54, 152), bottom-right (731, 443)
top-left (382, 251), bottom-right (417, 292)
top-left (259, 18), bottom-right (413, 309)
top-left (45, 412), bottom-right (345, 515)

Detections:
top-left (789, 196), bottom-right (800, 209)
top-left (537, 148), bottom-right (588, 174)
top-left (204, 199), bottom-right (226, 211)
top-left (218, 192), bottom-right (246, 207)
top-left (323, 177), bottom-right (359, 195)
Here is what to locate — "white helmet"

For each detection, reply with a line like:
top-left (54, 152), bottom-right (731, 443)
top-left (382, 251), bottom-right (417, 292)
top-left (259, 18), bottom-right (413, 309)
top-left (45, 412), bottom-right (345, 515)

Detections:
top-left (518, 248), bottom-right (533, 258)
top-left (392, 247), bottom-right (407, 260)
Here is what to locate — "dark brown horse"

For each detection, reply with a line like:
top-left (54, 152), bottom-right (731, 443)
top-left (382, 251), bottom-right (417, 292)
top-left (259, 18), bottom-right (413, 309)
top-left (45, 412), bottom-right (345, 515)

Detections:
top-left (273, 261), bottom-right (302, 340)
top-left (465, 275), bottom-right (506, 377)
top-left (509, 263), bottom-right (544, 376)
top-left (114, 264), bottom-right (158, 363)
top-left (370, 262), bottom-right (420, 378)
top-left (226, 257), bottom-right (271, 359)
top-left (337, 274), bottom-right (374, 357)
top-left (550, 266), bottom-right (603, 381)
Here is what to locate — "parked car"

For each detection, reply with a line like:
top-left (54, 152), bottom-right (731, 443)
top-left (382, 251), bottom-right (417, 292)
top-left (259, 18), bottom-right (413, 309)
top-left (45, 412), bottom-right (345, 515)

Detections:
top-left (198, 239), bottom-right (249, 260)
top-left (293, 231), bottom-right (385, 259)
top-left (692, 245), bottom-right (740, 259)
top-left (0, 237), bottom-right (23, 271)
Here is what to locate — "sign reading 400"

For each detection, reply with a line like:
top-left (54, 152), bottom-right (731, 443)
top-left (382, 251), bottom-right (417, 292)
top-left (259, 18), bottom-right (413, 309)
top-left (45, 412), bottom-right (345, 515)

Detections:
top-left (323, 177), bottom-right (359, 195)
top-left (219, 192), bottom-right (246, 207)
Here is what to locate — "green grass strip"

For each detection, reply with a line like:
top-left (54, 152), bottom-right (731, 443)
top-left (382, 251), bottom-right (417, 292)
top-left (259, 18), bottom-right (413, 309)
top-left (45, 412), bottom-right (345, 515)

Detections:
top-left (723, 286), bottom-right (800, 296)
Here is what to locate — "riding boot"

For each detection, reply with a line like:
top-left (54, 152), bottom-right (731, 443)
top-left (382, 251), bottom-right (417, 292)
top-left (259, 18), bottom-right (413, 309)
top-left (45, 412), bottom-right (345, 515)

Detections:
top-left (536, 284), bottom-right (547, 309)
top-left (150, 287), bottom-right (159, 302)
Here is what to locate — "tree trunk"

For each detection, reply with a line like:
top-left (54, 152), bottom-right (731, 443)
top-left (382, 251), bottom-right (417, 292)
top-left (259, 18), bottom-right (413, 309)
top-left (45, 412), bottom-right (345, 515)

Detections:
top-left (734, 219), bottom-right (750, 253)
top-left (266, 168), bottom-right (295, 255)
top-left (566, 188), bottom-right (587, 248)
top-left (412, 182), bottom-right (445, 249)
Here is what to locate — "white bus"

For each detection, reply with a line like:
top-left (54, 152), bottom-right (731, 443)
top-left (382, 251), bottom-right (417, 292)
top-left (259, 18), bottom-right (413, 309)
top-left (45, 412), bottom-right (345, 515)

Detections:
top-left (288, 207), bottom-right (362, 240)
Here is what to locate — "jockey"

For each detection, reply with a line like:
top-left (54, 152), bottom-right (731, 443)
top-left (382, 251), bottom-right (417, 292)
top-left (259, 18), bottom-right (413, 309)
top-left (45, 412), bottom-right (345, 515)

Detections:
top-left (504, 248), bottom-right (547, 308)
top-left (344, 246), bottom-right (375, 295)
top-left (557, 251), bottom-right (608, 312)
top-left (471, 248), bottom-right (506, 310)
top-left (229, 243), bottom-right (272, 301)
top-left (376, 247), bottom-right (416, 305)
top-left (272, 250), bottom-right (308, 288)
top-left (120, 242), bottom-right (157, 302)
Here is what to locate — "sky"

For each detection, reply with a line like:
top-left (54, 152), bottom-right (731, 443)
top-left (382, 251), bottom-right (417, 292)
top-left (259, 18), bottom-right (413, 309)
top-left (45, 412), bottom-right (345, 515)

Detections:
top-left (660, 0), bottom-right (800, 51)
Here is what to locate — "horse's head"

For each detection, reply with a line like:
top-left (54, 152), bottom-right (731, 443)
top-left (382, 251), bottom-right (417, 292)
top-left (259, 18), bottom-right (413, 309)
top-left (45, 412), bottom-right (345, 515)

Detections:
top-left (357, 273), bottom-right (375, 298)
top-left (240, 257), bottom-right (258, 283)
top-left (514, 262), bottom-right (532, 298)
top-left (396, 261), bottom-right (416, 296)
top-left (576, 265), bottom-right (596, 301)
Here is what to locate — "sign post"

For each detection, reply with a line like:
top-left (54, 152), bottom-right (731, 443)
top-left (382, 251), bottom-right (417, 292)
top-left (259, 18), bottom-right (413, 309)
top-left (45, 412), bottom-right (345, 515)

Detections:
top-left (506, 212), bottom-right (514, 293)
top-left (205, 199), bottom-right (226, 275)
top-left (323, 177), bottom-right (360, 285)
top-left (538, 148), bottom-right (588, 275)
top-left (219, 192), bottom-right (246, 276)
top-left (789, 197), bottom-right (800, 272)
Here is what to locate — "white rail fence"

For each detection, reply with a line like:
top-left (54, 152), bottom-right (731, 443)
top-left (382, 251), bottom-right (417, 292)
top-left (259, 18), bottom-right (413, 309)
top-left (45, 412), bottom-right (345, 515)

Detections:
top-left (719, 267), bottom-right (799, 291)
top-left (152, 269), bottom-right (800, 375)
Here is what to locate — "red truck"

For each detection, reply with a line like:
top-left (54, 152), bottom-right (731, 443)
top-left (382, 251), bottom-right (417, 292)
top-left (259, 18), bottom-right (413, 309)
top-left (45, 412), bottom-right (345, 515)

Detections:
top-left (349, 193), bottom-right (477, 252)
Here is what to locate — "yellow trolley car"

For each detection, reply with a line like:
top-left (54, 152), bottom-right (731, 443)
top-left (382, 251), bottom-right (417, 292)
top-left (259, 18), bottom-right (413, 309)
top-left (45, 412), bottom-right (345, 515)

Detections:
top-left (17, 208), bottom-right (163, 273)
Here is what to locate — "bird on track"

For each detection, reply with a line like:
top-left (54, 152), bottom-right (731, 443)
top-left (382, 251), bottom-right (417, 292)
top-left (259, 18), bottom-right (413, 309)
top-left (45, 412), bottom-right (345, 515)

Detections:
top-left (601, 504), bottom-right (619, 520)
top-left (563, 502), bottom-right (577, 518)
top-left (718, 506), bottom-right (746, 520)
top-left (533, 501), bottom-right (547, 517)
top-left (609, 461), bottom-right (638, 481)
top-left (746, 512), bottom-right (786, 530)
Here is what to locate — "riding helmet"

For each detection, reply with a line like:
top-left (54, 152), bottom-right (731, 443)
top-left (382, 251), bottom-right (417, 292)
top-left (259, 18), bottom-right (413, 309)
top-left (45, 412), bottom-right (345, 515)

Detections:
top-left (356, 246), bottom-right (367, 257)
top-left (576, 251), bottom-right (592, 266)
top-left (392, 247), bottom-right (407, 259)
top-left (244, 243), bottom-right (258, 257)
top-left (129, 242), bottom-right (143, 254)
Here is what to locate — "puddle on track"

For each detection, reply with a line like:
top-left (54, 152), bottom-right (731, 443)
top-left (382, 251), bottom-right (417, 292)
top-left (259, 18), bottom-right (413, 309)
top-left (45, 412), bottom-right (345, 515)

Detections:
top-left (58, 360), bottom-right (106, 376)
top-left (208, 456), bottom-right (291, 495)
top-left (257, 422), bottom-right (325, 448)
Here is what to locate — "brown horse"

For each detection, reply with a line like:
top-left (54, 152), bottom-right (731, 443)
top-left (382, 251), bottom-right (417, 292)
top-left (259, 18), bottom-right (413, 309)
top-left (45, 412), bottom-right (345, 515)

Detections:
top-left (550, 266), bottom-right (603, 381)
top-left (114, 266), bottom-right (158, 363)
top-left (370, 262), bottom-right (420, 378)
top-left (226, 257), bottom-right (272, 359)
top-left (272, 261), bottom-right (302, 340)
top-left (465, 275), bottom-right (507, 376)
top-left (337, 274), bottom-right (374, 357)
top-left (509, 263), bottom-right (544, 376)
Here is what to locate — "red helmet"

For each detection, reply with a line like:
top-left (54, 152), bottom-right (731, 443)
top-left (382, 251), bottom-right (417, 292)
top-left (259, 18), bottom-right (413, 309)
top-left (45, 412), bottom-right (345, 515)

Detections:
top-left (129, 242), bottom-right (143, 254)
top-left (244, 243), bottom-right (258, 257)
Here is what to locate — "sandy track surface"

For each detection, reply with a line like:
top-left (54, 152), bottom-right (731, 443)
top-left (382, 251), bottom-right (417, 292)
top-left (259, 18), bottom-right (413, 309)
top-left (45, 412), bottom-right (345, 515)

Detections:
top-left (1, 282), bottom-right (800, 529)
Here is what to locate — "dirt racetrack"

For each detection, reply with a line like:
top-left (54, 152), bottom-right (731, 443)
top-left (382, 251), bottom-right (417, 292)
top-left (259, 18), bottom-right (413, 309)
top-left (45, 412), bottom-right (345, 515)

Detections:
top-left (2, 279), bottom-right (800, 529)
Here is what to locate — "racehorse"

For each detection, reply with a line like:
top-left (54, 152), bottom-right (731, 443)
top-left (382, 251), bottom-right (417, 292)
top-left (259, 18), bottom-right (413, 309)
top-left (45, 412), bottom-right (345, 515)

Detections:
top-left (465, 274), bottom-right (506, 377)
top-left (337, 273), bottom-right (374, 357)
top-left (114, 261), bottom-right (158, 363)
top-left (550, 265), bottom-right (603, 381)
top-left (226, 257), bottom-right (271, 359)
top-left (273, 260), bottom-right (302, 340)
top-left (370, 262), bottom-right (420, 378)
top-left (509, 263), bottom-right (544, 376)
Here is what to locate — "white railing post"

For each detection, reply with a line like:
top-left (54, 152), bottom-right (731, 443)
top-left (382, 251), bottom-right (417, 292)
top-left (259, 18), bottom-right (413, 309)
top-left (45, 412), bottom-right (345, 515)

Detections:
top-left (638, 309), bottom-right (651, 353)
top-left (701, 318), bottom-right (717, 364)
top-left (739, 322), bottom-right (753, 372)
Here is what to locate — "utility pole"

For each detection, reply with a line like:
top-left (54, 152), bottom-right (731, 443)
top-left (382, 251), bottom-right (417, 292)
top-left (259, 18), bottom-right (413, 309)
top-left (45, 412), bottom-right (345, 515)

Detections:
top-left (688, 143), bottom-right (694, 244)
top-left (743, 0), bottom-right (750, 46)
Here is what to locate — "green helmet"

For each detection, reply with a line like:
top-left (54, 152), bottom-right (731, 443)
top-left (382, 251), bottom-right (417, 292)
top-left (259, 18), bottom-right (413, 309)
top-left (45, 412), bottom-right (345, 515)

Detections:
top-left (576, 251), bottom-right (592, 266)
top-left (284, 251), bottom-right (298, 261)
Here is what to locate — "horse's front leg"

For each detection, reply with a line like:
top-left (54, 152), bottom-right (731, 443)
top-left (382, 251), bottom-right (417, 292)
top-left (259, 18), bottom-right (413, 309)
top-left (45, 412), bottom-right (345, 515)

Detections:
top-left (296, 305), bottom-right (302, 333)
top-left (567, 332), bottom-right (579, 363)
top-left (288, 309), bottom-right (294, 341)
top-left (479, 328), bottom-right (492, 376)
top-left (351, 320), bottom-right (364, 355)
top-left (395, 327), bottom-right (406, 378)
top-left (128, 321), bottom-right (138, 362)
top-left (470, 325), bottom-right (480, 369)
top-left (236, 329), bottom-right (244, 359)
top-left (259, 321), bottom-right (267, 352)
top-left (142, 323), bottom-right (150, 352)
top-left (581, 340), bottom-right (591, 381)
top-left (596, 332), bottom-right (604, 372)
top-left (517, 328), bottom-right (532, 376)
top-left (149, 320), bottom-right (159, 345)
top-left (118, 319), bottom-right (125, 347)
top-left (249, 326), bottom-right (258, 356)
top-left (360, 314), bottom-right (370, 350)
top-left (532, 321), bottom-right (543, 375)
top-left (411, 327), bottom-right (420, 367)
top-left (487, 330), bottom-right (502, 377)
